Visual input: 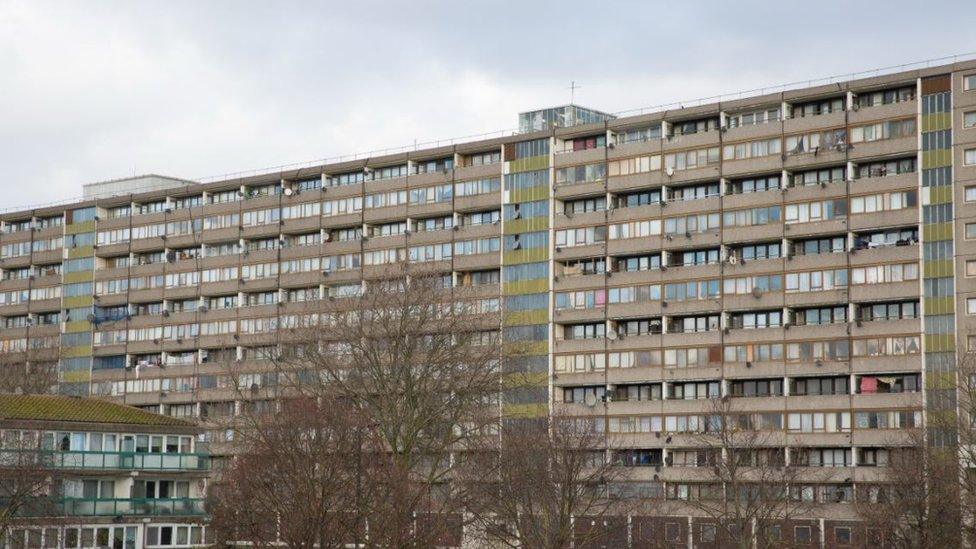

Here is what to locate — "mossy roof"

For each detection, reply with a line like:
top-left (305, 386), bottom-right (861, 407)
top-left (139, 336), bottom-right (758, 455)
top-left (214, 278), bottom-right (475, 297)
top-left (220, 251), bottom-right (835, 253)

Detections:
top-left (0, 394), bottom-right (195, 427)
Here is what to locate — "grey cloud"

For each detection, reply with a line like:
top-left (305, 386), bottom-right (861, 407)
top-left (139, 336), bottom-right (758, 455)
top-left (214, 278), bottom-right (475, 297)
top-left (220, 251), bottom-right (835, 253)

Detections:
top-left (0, 0), bottom-right (973, 210)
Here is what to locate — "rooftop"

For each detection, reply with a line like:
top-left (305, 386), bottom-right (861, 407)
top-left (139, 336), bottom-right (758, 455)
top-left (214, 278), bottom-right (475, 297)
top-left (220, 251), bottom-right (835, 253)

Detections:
top-left (0, 394), bottom-right (195, 427)
top-left (82, 174), bottom-right (198, 200)
top-left (517, 104), bottom-right (616, 133)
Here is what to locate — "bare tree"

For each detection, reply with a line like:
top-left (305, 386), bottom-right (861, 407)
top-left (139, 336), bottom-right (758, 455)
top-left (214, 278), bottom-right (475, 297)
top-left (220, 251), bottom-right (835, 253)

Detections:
top-left (683, 397), bottom-right (819, 549)
top-left (215, 272), bottom-right (501, 547)
top-left (853, 428), bottom-right (960, 548)
top-left (954, 351), bottom-right (976, 545)
top-left (0, 358), bottom-right (61, 538)
top-left (0, 428), bottom-right (60, 536)
top-left (0, 349), bottom-right (57, 395)
top-left (208, 397), bottom-right (365, 549)
top-left (461, 415), bottom-right (633, 549)
top-left (852, 350), bottom-right (976, 548)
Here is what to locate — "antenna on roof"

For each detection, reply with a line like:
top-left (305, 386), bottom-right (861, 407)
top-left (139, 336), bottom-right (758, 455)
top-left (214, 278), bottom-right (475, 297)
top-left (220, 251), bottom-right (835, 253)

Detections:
top-left (568, 80), bottom-right (581, 104)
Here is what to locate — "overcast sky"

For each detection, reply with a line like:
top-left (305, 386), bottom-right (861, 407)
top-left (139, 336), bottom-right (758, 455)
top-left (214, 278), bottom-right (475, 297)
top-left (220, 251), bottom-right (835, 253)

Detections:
top-left (1, 0), bottom-right (973, 211)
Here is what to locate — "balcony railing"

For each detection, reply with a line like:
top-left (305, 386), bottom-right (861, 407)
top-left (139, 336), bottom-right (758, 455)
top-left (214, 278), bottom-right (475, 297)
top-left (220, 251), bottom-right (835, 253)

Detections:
top-left (5, 498), bottom-right (206, 517)
top-left (0, 450), bottom-right (209, 471)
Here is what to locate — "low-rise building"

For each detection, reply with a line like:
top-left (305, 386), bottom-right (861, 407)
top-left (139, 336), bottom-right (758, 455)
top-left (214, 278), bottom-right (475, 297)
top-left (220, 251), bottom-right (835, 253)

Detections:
top-left (0, 394), bottom-right (209, 549)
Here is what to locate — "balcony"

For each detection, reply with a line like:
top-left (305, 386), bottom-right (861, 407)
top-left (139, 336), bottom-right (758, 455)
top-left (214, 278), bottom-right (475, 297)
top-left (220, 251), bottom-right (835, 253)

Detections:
top-left (4, 497), bottom-right (206, 517)
top-left (1, 449), bottom-right (209, 472)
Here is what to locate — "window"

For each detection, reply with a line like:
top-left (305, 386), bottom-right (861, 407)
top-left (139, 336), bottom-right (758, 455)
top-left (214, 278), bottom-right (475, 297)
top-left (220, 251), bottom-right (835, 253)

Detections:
top-left (665, 279), bottom-right (720, 301)
top-left (794, 526), bottom-right (812, 543)
top-left (455, 177), bottom-right (500, 196)
top-left (857, 374), bottom-right (919, 394)
top-left (792, 97), bottom-right (845, 118)
top-left (409, 184), bottom-right (452, 205)
top-left (367, 164), bottom-right (407, 181)
top-left (556, 226), bottom-right (606, 247)
top-left (964, 111), bottom-right (976, 129)
top-left (968, 298), bottom-right (976, 315)
top-left (729, 310), bottom-right (782, 329)
top-left (787, 129), bottom-right (847, 154)
top-left (562, 386), bottom-right (605, 404)
top-left (412, 157), bottom-right (453, 174)
top-left (671, 117), bottom-right (719, 136)
top-left (730, 378), bottom-right (783, 397)
top-left (464, 150), bottom-right (501, 166)
top-left (670, 314), bottom-right (720, 333)
top-left (854, 228), bottom-right (918, 249)
top-left (835, 526), bottom-right (852, 545)
top-left (461, 210), bottom-right (500, 226)
top-left (790, 166), bottom-right (845, 186)
top-left (555, 163), bottom-right (606, 185)
top-left (672, 248), bottom-right (720, 266)
top-left (856, 86), bottom-right (916, 107)
top-left (852, 335), bottom-right (921, 357)
top-left (618, 317), bottom-right (663, 336)
top-left (726, 107), bottom-right (780, 128)
top-left (556, 290), bottom-right (606, 310)
top-left (69, 207), bottom-right (97, 223)
top-left (327, 171), bottom-right (364, 187)
top-left (966, 149), bottom-right (976, 166)
top-left (608, 155), bottom-right (661, 176)
top-left (785, 200), bottom-right (847, 223)
top-left (665, 523), bottom-right (680, 542)
top-left (701, 524), bottom-right (717, 543)
top-left (608, 284), bottom-right (661, 304)
top-left (610, 220), bottom-right (661, 239)
top-left (785, 269), bottom-right (848, 292)
top-left (564, 323), bottom-right (605, 340)
top-left (613, 254), bottom-right (659, 272)
top-left (560, 257), bottom-right (607, 275)
top-left (555, 353), bottom-right (606, 373)
top-left (663, 147), bottom-right (720, 171)
top-left (967, 260), bottom-right (976, 277)
top-left (850, 119), bottom-right (916, 143)
top-left (966, 187), bottom-right (976, 202)
top-left (664, 213), bottom-right (720, 235)
top-left (723, 206), bottom-right (781, 228)
top-left (669, 381), bottom-right (720, 400)
top-left (786, 340), bottom-right (850, 362)
top-left (668, 182), bottom-right (719, 201)
top-left (850, 191), bottom-right (916, 214)
top-left (728, 175), bottom-right (780, 194)
top-left (857, 157), bottom-right (916, 179)
top-left (854, 410), bottom-right (921, 429)
top-left (507, 138), bottom-right (549, 160)
top-left (966, 74), bottom-right (976, 91)
top-left (858, 301), bottom-right (917, 322)
top-left (723, 137), bottom-right (781, 160)
top-left (563, 196), bottom-right (606, 214)
top-left (612, 383), bottom-right (662, 402)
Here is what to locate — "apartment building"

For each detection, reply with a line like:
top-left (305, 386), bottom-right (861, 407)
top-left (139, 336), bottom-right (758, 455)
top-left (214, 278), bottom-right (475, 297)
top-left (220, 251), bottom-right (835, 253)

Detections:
top-left (2, 59), bottom-right (976, 545)
top-left (0, 394), bottom-right (209, 549)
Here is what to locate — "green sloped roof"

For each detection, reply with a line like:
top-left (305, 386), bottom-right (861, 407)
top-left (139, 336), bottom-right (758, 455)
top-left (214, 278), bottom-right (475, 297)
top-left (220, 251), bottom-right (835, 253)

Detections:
top-left (0, 394), bottom-right (194, 427)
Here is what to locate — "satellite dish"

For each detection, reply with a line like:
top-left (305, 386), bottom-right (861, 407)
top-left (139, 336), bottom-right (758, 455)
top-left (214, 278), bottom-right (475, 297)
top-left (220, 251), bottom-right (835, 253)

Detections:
top-left (666, 166), bottom-right (675, 177)
top-left (751, 287), bottom-right (763, 299)
top-left (283, 187), bottom-right (294, 196)
top-left (607, 329), bottom-right (618, 341)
